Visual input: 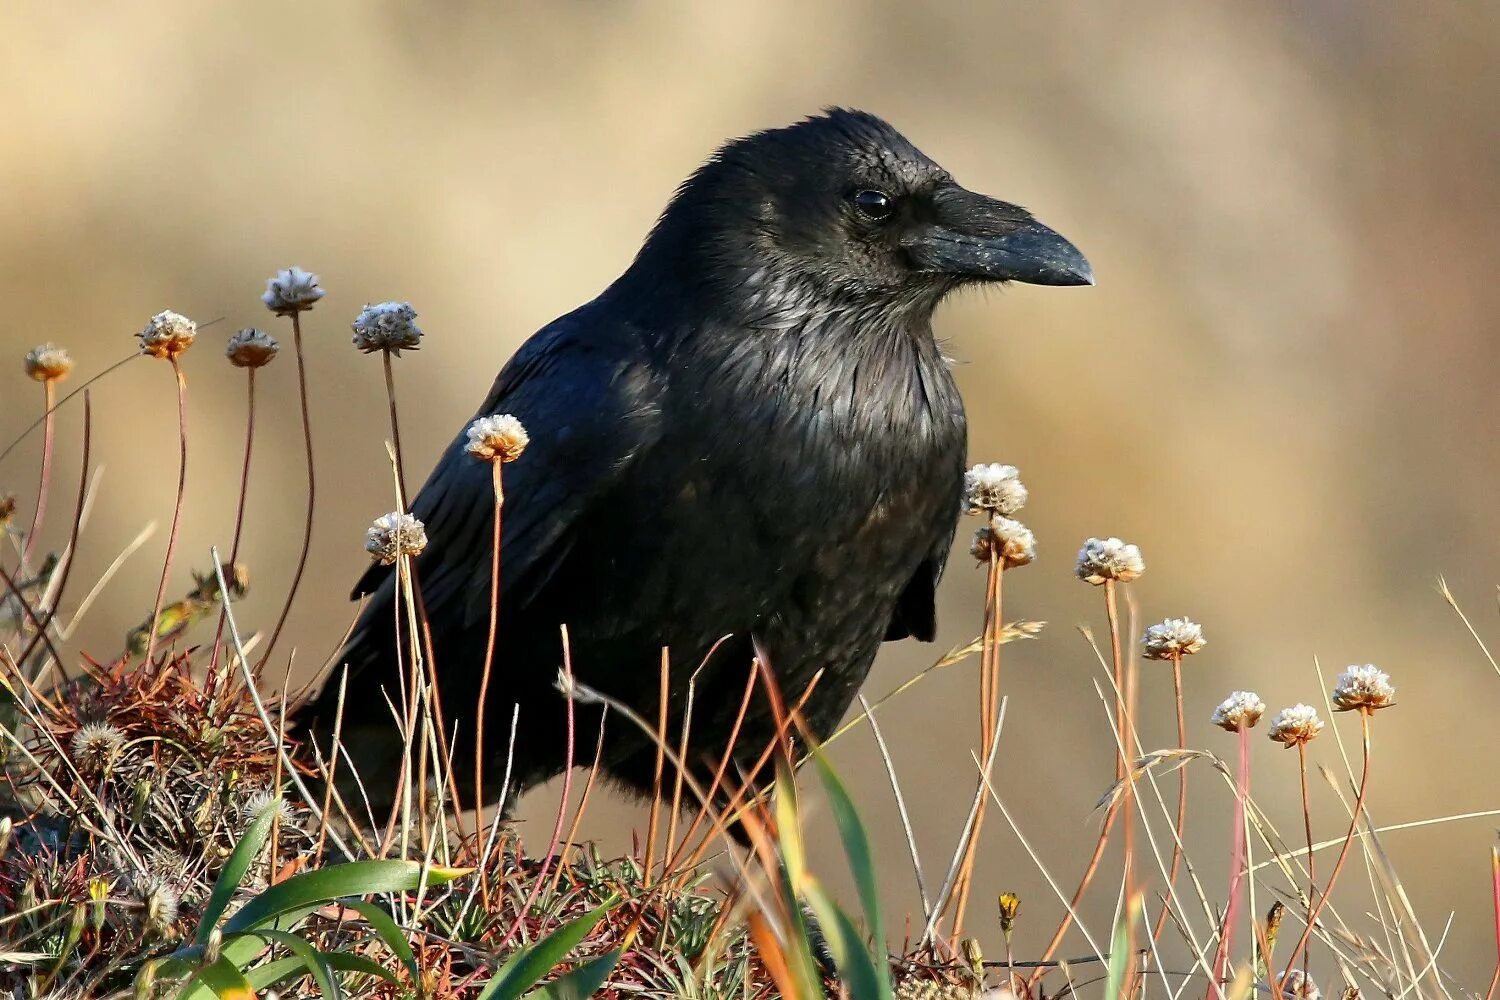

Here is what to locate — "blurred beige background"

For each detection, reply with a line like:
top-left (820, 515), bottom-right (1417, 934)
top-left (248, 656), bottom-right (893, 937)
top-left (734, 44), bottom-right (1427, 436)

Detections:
top-left (3, 1), bottom-right (1497, 985)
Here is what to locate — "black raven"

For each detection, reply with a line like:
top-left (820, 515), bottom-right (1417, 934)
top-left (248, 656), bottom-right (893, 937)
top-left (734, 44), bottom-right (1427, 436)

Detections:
top-left (297, 109), bottom-right (1090, 817)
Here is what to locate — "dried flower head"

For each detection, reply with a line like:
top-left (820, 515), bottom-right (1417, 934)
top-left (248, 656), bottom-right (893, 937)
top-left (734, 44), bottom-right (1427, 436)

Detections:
top-left (1332, 664), bottom-right (1395, 713)
top-left (137, 310), bottom-right (197, 360)
top-left (365, 511), bottom-right (427, 564)
top-left (1268, 703), bottom-right (1325, 747)
top-left (352, 301), bottom-right (422, 354)
top-left (261, 266), bottom-right (325, 316)
top-left (1282, 970), bottom-right (1321, 1000)
top-left (24, 343), bottom-right (73, 382)
top-left (225, 327), bottom-right (279, 368)
top-left (963, 463), bottom-right (1027, 516)
top-left (70, 721), bottom-right (126, 771)
top-left (1142, 618), bottom-right (1206, 659)
top-left (241, 789), bottom-right (299, 830)
top-left (970, 518), bottom-right (1035, 568)
top-left (466, 413), bottom-right (530, 463)
top-left (132, 872), bottom-right (180, 935)
top-left (1075, 536), bottom-right (1145, 585)
top-left (1211, 690), bottom-right (1265, 732)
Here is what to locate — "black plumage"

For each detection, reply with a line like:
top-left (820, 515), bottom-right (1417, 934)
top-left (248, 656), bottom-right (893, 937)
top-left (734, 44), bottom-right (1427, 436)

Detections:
top-left (296, 109), bottom-right (1090, 816)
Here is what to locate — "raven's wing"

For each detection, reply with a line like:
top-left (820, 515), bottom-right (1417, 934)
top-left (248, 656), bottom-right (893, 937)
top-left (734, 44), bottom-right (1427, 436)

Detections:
top-left (884, 553), bottom-right (941, 642)
top-left (351, 304), bottom-right (663, 628)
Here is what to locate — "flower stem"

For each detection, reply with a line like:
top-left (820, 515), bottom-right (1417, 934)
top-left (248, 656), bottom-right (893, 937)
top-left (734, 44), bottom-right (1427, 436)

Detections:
top-left (1151, 652), bottom-right (1189, 943)
top-left (1280, 711), bottom-right (1372, 987)
top-left (1297, 741), bottom-right (1315, 976)
top-left (1208, 724), bottom-right (1252, 1000)
top-left (21, 381), bottom-right (56, 569)
top-left (260, 312), bottom-right (315, 672)
top-left (209, 368), bottom-right (257, 688)
top-left (143, 360), bottom-right (188, 666)
top-left (473, 460), bottom-right (504, 904)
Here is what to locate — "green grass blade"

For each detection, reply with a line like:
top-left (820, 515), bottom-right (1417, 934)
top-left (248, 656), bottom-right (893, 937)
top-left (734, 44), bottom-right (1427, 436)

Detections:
top-left (522, 949), bottom-right (621, 1000)
top-left (244, 950), bottom-right (400, 992)
top-left (1104, 895), bottom-right (1139, 1000)
top-left (811, 749), bottom-right (884, 952)
top-left (802, 877), bottom-right (892, 1000)
top-left (476, 903), bottom-right (615, 1000)
top-left (340, 899), bottom-right (420, 982)
top-left (252, 928), bottom-right (343, 1000)
top-left (195, 797), bottom-right (279, 944)
top-left (180, 956), bottom-right (258, 1000)
top-left (222, 860), bottom-right (467, 934)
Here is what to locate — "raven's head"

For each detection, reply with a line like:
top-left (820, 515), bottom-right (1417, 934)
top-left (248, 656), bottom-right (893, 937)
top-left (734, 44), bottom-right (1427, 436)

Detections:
top-left (641, 108), bottom-right (1091, 318)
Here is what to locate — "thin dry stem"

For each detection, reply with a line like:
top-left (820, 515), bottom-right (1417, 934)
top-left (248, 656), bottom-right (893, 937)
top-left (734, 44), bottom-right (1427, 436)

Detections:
top-left (1281, 710), bottom-right (1374, 988)
top-left (473, 460), bottom-right (504, 905)
top-left (21, 380), bottom-right (56, 568)
top-left (260, 311), bottom-right (315, 669)
top-left (143, 359), bottom-right (188, 665)
top-left (1152, 652), bottom-right (1189, 943)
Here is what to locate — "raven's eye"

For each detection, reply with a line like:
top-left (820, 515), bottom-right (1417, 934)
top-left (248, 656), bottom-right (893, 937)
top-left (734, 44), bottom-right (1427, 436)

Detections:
top-left (851, 189), bottom-right (894, 221)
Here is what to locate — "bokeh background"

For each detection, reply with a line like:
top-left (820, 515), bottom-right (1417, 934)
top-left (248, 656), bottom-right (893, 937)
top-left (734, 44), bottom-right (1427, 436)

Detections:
top-left (3, 1), bottom-right (1497, 983)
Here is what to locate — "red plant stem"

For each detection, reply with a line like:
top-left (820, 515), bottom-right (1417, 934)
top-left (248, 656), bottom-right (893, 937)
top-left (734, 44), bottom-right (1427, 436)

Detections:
top-left (1152, 653), bottom-right (1189, 943)
top-left (1209, 724), bottom-right (1252, 1000)
top-left (10, 393), bottom-right (91, 683)
top-left (143, 359), bottom-right (188, 666)
top-left (1105, 581), bottom-right (1135, 892)
top-left (209, 368), bottom-right (257, 683)
top-left (473, 461), bottom-right (504, 902)
top-left (260, 312), bottom-right (315, 671)
top-left (642, 649), bottom-right (669, 886)
top-left (1297, 741), bottom-right (1315, 976)
top-left (22, 381), bottom-right (56, 568)
top-left (1280, 711), bottom-right (1372, 988)
top-left (497, 625), bottom-right (577, 951)
top-left (1488, 845), bottom-right (1500, 1000)
top-left (950, 536), bottom-right (1003, 936)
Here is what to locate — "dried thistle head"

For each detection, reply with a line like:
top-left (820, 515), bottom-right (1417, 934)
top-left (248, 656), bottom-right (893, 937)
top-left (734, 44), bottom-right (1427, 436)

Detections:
top-left (1331, 664), bottom-right (1395, 713)
top-left (465, 413), bottom-right (530, 463)
top-left (963, 463), bottom-right (1027, 517)
top-left (970, 518), bottom-right (1035, 569)
top-left (137, 310), bottom-right (197, 360)
top-left (365, 511), bottom-right (427, 564)
top-left (1211, 690), bottom-right (1265, 732)
top-left (1142, 618), bottom-right (1205, 659)
top-left (261, 266), bottom-right (325, 316)
top-left (1268, 704), bottom-right (1325, 748)
top-left (240, 789), bottom-right (298, 830)
top-left (1075, 537), bottom-right (1144, 585)
top-left (225, 327), bottom-right (279, 368)
top-left (24, 342), bottom-right (74, 383)
top-left (70, 721), bottom-right (126, 772)
top-left (352, 301), bottom-right (422, 354)
top-left (130, 871), bottom-right (180, 937)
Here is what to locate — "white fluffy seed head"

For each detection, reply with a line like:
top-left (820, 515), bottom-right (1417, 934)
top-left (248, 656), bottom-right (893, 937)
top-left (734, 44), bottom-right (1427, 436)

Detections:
top-left (261, 266), bottom-right (325, 316)
top-left (70, 721), bottom-right (126, 770)
top-left (970, 518), bottom-right (1036, 569)
top-left (1268, 704), bottom-right (1325, 747)
top-left (137, 310), bottom-right (197, 360)
top-left (225, 328), bottom-right (280, 368)
top-left (1332, 664), bottom-right (1395, 713)
top-left (24, 343), bottom-right (73, 382)
top-left (1075, 537), bottom-right (1145, 585)
top-left (351, 301), bottom-right (422, 354)
top-left (365, 511), bottom-right (427, 564)
top-left (963, 463), bottom-right (1027, 516)
top-left (1211, 690), bottom-right (1265, 732)
top-left (241, 789), bottom-right (298, 829)
top-left (1142, 618), bottom-right (1205, 660)
top-left (466, 414), bottom-right (530, 463)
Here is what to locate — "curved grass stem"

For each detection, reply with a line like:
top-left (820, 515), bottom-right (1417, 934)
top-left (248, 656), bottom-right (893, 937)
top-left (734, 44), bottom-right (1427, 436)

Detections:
top-left (143, 359), bottom-right (188, 666)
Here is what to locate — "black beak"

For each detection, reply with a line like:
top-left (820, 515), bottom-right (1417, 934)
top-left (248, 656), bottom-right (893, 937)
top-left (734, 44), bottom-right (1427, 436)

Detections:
top-left (910, 185), bottom-right (1093, 287)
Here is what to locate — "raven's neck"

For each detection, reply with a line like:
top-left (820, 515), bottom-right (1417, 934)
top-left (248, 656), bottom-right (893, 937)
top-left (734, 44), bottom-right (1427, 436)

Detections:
top-left (604, 227), bottom-right (945, 351)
